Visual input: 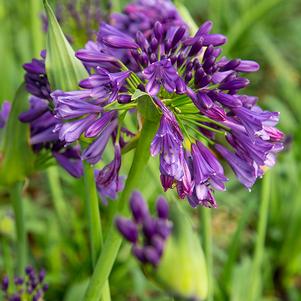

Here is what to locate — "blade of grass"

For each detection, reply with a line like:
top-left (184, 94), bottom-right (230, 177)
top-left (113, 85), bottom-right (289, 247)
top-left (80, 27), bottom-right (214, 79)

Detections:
top-left (224, 0), bottom-right (283, 54)
top-left (247, 171), bottom-right (271, 301)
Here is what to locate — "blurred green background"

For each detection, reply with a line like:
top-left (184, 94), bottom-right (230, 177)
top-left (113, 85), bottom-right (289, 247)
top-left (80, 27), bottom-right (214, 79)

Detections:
top-left (0, 0), bottom-right (301, 300)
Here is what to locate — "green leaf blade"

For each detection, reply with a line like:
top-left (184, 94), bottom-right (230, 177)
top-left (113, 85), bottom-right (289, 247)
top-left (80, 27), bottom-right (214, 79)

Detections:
top-left (43, 0), bottom-right (88, 91)
top-left (0, 84), bottom-right (35, 185)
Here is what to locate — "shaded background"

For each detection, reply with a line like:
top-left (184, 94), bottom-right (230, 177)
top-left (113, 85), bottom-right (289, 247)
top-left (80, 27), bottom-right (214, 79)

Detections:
top-left (0, 0), bottom-right (300, 300)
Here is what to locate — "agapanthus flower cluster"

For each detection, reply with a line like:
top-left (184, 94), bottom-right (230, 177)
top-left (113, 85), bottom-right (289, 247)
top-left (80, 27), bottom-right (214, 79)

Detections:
top-left (111, 0), bottom-right (187, 38)
top-left (53, 17), bottom-right (284, 207)
top-left (20, 51), bottom-right (83, 178)
top-left (116, 191), bottom-right (172, 266)
top-left (1, 266), bottom-right (48, 301)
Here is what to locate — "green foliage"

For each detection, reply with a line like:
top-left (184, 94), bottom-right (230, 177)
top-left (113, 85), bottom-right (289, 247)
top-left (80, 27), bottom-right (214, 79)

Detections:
top-left (0, 84), bottom-right (34, 185)
top-left (43, 0), bottom-right (88, 91)
top-left (0, 0), bottom-right (301, 300)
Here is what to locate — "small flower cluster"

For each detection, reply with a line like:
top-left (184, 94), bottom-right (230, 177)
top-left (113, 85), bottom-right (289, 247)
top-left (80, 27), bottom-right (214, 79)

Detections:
top-left (53, 16), bottom-right (284, 207)
top-left (116, 192), bottom-right (172, 266)
top-left (1, 266), bottom-right (48, 301)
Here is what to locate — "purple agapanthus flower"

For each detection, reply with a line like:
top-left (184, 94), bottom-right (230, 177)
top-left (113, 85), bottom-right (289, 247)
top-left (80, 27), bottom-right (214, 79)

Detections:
top-left (95, 144), bottom-right (124, 203)
top-left (57, 10), bottom-right (284, 208)
top-left (116, 191), bottom-right (172, 266)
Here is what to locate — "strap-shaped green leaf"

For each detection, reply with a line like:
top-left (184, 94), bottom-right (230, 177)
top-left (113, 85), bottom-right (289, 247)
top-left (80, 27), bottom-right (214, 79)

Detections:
top-left (43, 0), bottom-right (88, 91)
top-left (0, 84), bottom-right (34, 185)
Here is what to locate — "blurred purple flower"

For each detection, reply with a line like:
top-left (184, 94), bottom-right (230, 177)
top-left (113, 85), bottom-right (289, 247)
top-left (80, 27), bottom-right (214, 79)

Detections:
top-left (116, 192), bottom-right (172, 266)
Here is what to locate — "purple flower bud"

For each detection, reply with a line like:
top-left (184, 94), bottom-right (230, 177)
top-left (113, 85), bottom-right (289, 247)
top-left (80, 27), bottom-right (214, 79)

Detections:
top-left (42, 283), bottom-right (49, 292)
top-left (154, 21), bottom-right (163, 41)
top-left (155, 219), bottom-right (172, 239)
top-left (188, 39), bottom-right (203, 57)
top-left (142, 216), bottom-right (157, 239)
top-left (1, 276), bottom-right (9, 291)
top-left (102, 35), bottom-right (139, 49)
top-left (10, 294), bottom-right (21, 301)
top-left (219, 77), bottom-right (250, 90)
top-left (25, 266), bottom-right (34, 276)
top-left (150, 37), bottom-right (159, 51)
top-left (14, 277), bottom-right (23, 286)
top-left (38, 269), bottom-right (46, 282)
top-left (115, 217), bottom-right (138, 243)
top-left (177, 53), bottom-right (186, 68)
top-left (143, 246), bottom-right (160, 266)
top-left (136, 31), bottom-right (149, 51)
top-left (219, 59), bottom-right (241, 71)
top-left (151, 235), bottom-right (165, 257)
top-left (132, 245), bottom-right (146, 263)
top-left (196, 20), bottom-right (213, 36)
top-left (117, 94), bottom-right (132, 104)
top-left (130, 191), bottom-right (149, 223)
top-left (156, 197), bottom-right (169, 219)
top-left (236, 60), bottom-right (260, 72)
top-left (171, 26), bottom-right (187, 48)
top-left (203, 34), bottom-right (227, 46)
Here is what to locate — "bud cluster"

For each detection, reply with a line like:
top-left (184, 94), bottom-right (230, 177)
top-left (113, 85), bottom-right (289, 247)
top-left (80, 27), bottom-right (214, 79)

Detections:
top-left (1, 266), bottom-right (48, 301)
top-left (116, 192), bottom-right (172, 266)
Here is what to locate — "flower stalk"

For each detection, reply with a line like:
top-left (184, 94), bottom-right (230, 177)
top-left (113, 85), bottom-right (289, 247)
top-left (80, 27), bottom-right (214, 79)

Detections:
top-left (83, 161), bottom-right (111, 301)
top-left (201, 208), bottom-right (214, 301)
top-left (83, 118), bottom-right (159, 301)
top-left (11, 181), bottom-right (27, 275)
top-left (248, 171), bottom-right (271, 301)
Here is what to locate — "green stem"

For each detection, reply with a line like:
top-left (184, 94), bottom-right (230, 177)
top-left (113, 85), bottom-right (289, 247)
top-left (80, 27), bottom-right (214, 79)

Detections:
top-left (47, 167), bottom-right (69, 232)
top-left (201, 208), bottom-right (213, 301)
top-left (83, 162), bottom-right (111, 301)
top-left (11, 181), bottom-right (27, 275)
top-left (83, 162), bottom-right (102, 266)
top-left (83, 119), bottom-right (159, 301)
top-left (248, 172), bottom-right (271, 301)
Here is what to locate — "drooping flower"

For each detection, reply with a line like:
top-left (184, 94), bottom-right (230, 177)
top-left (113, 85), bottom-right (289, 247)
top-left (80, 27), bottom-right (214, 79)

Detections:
top-left (116, 192), bottom-right (172, 266)
top-left (95, 144), bottom-right (124, 203)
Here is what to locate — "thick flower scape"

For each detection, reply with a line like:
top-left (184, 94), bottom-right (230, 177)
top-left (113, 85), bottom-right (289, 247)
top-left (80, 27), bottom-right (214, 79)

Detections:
top-left (52, 17), bottom-right (284, 208)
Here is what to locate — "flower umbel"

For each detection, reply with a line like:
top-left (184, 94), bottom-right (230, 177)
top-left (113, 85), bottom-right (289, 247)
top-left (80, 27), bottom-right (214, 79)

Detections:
top-left (54, 17), bottom-right (284, 207)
